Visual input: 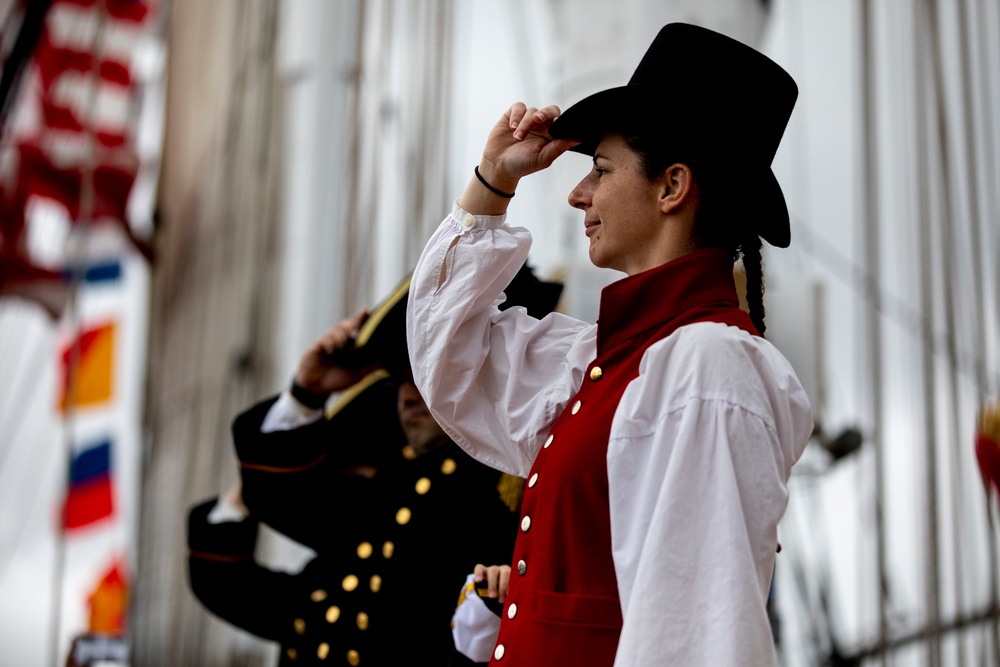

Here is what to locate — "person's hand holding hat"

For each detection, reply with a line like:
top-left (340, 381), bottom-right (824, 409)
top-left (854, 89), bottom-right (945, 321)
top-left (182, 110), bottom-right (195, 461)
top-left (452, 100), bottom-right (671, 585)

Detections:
top-left (293, 309), bottom-right (381, 400)
top-left (462, 102), bottom-right (578, 216)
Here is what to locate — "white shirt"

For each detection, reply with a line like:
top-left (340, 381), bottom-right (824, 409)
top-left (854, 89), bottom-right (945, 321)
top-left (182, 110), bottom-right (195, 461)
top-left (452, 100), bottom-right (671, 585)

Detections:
top-left (406, 203), bottom-right (813, 666)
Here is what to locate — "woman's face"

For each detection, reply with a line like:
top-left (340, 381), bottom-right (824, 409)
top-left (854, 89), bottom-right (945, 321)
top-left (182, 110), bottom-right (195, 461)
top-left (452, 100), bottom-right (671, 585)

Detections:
top-left (567, 134), bottom-right (666, 275)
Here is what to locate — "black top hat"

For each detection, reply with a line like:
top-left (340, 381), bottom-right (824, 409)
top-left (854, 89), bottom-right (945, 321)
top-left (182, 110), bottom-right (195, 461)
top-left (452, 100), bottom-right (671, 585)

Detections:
top-left (339, 263), bottom-right (563, 378)
top-left (549, 23), bottom-right (798, 248)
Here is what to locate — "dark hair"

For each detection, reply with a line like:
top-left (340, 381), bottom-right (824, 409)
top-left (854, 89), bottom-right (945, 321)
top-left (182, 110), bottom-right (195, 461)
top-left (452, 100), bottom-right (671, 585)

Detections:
top-left (623, 133), bottom-right (767, 335)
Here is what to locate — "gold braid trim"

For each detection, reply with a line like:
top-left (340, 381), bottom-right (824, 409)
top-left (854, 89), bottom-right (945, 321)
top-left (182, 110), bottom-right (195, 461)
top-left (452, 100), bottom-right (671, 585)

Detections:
top-left (325, 369), bottom-right (391, 420)
top-left (354, 277), bottom-right (411, 347)
top-left (187, 549), bottom-right (252, 563)
top-left (240, 454), bottom-right (326, 474)
top-left (497, 474), bottom-right (526, 514)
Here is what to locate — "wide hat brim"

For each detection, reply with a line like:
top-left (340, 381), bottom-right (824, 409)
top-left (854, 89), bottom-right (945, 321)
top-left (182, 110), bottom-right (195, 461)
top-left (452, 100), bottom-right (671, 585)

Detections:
top-left (549, 23), bottom-right (797, 248)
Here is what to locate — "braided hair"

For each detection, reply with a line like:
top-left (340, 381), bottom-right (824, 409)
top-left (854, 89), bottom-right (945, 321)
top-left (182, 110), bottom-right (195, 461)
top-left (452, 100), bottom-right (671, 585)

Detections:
top-left (623, 134), bottom-right (767, 335)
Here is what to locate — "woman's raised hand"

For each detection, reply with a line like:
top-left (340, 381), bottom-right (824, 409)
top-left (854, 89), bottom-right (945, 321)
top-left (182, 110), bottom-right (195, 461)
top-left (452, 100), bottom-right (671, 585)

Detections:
top-left (460, 103), bottom-right (577, 215)
top-left (483, 103), bottom-right (576, 180)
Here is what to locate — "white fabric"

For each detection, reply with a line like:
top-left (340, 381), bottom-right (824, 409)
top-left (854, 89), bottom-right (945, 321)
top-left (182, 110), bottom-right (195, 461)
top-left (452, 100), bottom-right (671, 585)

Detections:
top-left (452, 574), bottom-right (503, 663)
top-left (407, 202), bottom-right (814, 666)
top-left (260, 390), bottom-right (324, 434)
top-left (206, 494), bottom-right (249, 524)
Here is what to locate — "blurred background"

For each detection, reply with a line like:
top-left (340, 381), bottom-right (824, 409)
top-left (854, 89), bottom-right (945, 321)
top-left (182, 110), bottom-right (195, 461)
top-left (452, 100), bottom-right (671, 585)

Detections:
top-left (1, 0), bottom-right (998, 665)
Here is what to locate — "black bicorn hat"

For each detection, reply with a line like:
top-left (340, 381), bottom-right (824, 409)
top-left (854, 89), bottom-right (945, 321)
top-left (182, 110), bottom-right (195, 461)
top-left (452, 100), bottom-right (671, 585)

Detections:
top-left (341, 263), bottom-right (563, 379)
top-left (549, 23), bottom-right (798, 248)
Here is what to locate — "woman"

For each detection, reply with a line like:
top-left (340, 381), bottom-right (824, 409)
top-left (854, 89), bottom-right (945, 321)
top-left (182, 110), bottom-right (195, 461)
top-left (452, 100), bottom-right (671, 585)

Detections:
top-left (407, 23), bottom-right (813, 666)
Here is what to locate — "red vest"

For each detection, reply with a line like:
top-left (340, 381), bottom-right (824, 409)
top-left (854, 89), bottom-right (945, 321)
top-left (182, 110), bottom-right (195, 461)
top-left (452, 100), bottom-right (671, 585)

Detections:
top-left (489, 249), bottom-right (757, 666)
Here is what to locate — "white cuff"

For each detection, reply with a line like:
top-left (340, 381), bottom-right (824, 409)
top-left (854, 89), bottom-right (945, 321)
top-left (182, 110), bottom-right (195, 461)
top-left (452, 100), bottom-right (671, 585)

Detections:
top-left (206, 495), bottom-right (250, 524)
top-left (260, 390), bottom-right (325, 433)
top-left (452, 573), bottom-right (502, 663)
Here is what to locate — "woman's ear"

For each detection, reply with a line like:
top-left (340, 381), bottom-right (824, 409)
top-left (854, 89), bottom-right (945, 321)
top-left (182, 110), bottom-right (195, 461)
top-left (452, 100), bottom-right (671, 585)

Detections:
top-left (659, 163), bottom-right (697, 216)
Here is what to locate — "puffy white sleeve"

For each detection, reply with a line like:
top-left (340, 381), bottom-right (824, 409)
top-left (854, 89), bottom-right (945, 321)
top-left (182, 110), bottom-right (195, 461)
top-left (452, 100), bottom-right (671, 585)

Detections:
top-left (406, 202), bottom-right (595, 477)
top-left (607, 324), bottom-right (813, 666)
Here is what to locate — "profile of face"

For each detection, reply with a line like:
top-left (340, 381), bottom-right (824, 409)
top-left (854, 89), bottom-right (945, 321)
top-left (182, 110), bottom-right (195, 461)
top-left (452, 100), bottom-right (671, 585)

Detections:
top-left (396, 381), bottom-right (448, 455)
top-left (568, 134), bottom-right (672, 276)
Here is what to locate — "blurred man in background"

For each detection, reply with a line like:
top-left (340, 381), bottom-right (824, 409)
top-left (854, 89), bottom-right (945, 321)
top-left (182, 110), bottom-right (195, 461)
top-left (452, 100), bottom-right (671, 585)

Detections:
top-left (187, 268), bottom-right (560, 665)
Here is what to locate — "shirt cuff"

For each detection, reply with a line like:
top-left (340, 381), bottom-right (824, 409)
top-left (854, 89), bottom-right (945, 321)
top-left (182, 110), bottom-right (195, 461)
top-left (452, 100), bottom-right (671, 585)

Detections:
top-left (450, 200), bottom-right (508, 232)
top-left (206, 495), bottom-right (250, 524)
top-left (260, 390), bottom-right (325, 433)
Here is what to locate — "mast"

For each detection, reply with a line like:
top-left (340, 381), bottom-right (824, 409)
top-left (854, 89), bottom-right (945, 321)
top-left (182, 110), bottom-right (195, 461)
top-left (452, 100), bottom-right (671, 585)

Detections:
top-left (914, 1), bottom-right (943, 662)
top-left (50, 3), bottom-right (109, 664)
top-left (858, 2), bottom-right (888, 662)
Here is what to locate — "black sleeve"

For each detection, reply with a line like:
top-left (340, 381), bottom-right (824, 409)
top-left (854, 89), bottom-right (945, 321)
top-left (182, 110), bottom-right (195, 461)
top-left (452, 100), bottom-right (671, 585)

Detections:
top-left (232, 379), bottom-right (405, 554)
top-left (186, 498), bottom-right (299, 644)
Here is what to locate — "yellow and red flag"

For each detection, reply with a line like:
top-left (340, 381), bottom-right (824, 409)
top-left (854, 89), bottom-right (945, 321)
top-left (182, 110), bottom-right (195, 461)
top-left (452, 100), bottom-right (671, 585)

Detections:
top-left (59, 321), bottom-right (116, 411)
top-left (87, 557), bottom-right (129, 634)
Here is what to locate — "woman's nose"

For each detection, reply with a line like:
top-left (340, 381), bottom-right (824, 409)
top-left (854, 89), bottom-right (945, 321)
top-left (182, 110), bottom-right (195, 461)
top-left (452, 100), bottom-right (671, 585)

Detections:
top-left (568, 177), bottom-right (591, 209)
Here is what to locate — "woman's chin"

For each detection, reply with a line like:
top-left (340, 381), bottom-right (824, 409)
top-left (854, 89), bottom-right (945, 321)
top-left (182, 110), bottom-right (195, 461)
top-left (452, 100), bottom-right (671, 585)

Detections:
top-left (588, 244), bottom-right (613, 271)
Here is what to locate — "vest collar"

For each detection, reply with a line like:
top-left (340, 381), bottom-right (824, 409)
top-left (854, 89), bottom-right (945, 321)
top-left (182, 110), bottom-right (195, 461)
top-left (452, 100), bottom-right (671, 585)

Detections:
top-left (596, 248), bottom-right (742, 354)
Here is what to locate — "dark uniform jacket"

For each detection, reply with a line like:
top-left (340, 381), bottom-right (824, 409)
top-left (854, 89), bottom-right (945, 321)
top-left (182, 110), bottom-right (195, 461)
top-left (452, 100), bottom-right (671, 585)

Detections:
top-left (187, 377), bottom-right (521, 666)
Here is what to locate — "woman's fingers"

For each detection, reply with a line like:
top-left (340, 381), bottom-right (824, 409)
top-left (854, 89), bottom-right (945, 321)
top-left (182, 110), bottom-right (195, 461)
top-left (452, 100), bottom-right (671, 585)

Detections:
top-left (497, 565), bottom-right (511, 602)
top-left (510, 103), bottom-right (562, 141)
top-left (536, 104), bottom-right (561, 122)
top-left (472, 563), bottom-right (511, 600)
top-left (506, 102), bottom-right (527, 130)
top-left (486, 567), bottom-right (500, 596)
top-left (538, 137), bottom-right (580, 168)
top-left (513, 106), bottom-right (539, 141)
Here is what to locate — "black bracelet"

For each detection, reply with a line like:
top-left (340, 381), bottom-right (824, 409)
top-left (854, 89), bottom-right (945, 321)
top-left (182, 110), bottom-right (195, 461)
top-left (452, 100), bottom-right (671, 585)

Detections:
top-left (290, 380), bottom-right (331, 410)
top-left (474, 165), bottom-right (515, 198)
